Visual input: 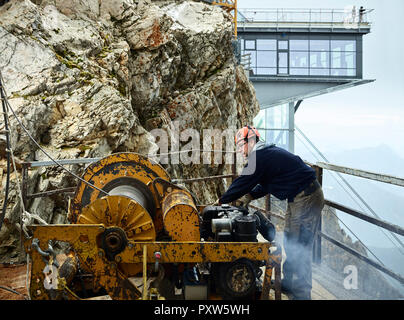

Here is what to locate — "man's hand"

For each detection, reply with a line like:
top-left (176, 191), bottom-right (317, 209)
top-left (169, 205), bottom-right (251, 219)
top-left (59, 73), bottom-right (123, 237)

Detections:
top-left (236, 193), bottom-right (254, 207)
top-left (213, 199), bottom-right (221, 206)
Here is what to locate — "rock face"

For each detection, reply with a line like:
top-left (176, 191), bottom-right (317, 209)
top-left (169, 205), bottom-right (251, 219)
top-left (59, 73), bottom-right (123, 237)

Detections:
top-left (0, 0), bottom-right (259, 262)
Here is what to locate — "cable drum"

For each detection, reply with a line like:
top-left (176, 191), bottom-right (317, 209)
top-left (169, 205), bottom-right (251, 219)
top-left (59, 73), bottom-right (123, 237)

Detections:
top-left (101, 177), bottom-right (156, 219)
top-left (69, 152), bottom-right (170, 225)
top-left (108, 185), bottom-right (148, 209)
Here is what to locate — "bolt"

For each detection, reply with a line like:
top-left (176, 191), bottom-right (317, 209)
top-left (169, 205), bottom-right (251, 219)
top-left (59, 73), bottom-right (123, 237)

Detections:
top-left (115, 255), bottom-right (122, 263)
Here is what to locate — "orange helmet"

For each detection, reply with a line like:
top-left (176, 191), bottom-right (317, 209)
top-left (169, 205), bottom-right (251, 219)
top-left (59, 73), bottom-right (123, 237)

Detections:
top-left (235, 125), bottom-right (260, 145)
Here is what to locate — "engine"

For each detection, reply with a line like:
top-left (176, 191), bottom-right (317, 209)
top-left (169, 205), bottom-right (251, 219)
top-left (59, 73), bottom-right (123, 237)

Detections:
top-left (193, 204), bottom-right (276, 299)
top-left (201, 204), bottom-right (276, 243)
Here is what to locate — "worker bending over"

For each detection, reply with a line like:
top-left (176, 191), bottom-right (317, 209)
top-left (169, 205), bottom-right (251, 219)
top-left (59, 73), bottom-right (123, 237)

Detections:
top-left (217, 125), bottom-right (325, 300)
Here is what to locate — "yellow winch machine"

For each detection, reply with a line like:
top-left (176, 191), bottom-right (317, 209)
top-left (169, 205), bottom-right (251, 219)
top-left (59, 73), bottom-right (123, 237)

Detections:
top-left (24, 153), bottom-right (282, 300)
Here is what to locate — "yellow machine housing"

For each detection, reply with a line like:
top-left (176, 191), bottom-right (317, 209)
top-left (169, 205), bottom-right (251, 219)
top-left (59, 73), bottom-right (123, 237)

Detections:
top-left (24, 153), bottom-right (281, 300)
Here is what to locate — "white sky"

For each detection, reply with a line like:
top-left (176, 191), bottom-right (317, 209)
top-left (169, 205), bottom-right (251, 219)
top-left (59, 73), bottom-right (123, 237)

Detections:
top-left (238, 0), bottom-right (404, 164)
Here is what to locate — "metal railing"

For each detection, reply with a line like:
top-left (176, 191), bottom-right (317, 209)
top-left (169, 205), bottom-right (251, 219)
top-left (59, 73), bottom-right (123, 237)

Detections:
top-left (240, 53), bottom-right (252, 72)
top-left (310, 162), bottom-right (404, 286)
top-left (237, 8), bottom-right (373, 28)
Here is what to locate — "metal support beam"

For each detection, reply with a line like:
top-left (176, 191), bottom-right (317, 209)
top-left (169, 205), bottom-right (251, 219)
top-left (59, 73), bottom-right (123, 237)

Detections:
top-left (22, 158), bottom-right (100, 168)
top-left (172, 174), bottom-right (235, 184)
top-left (27, 187), bottom-right (76, 200)
top-left (316, 162), bottom-right (404, 187)
top-left (288, 102), bottom-right (295, 153)
top-left (319, 232), bottom-right (404, 285)
top-left (294, 99), bottom-right (303, 113)
top-left (313, 165), bottom-right (323, 264)
top-left (325, 200), bottom-right (404, 237)
top-left (256, 79), bottom-right (375, 110)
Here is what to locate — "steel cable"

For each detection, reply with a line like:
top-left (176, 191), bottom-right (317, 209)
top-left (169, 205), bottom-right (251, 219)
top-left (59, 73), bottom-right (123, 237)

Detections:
top-left (0, 285), bottom-right (28, 300)
top-left (295, 132), bottom-right (387, 266)
top-left (296, 125), bottom-right (404, 256)
top-left (0, 75), bottom-right (11, 232)
top-left (0, 72), bottom-right (109, 198)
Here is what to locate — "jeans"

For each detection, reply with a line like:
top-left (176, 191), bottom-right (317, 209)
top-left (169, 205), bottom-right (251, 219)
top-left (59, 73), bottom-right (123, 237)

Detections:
top-left (282, 187), bottom-right (325, 299)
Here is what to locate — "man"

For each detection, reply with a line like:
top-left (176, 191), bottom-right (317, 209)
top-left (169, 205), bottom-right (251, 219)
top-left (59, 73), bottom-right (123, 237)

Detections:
top-left (359, 6), bottom-right (365, 23)
top-left (217, 125), bottom-right (325, 300)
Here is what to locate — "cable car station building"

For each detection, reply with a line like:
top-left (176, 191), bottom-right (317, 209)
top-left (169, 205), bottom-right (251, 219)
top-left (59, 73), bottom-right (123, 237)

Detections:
top-left (237, 8), bottom-right (374, 152)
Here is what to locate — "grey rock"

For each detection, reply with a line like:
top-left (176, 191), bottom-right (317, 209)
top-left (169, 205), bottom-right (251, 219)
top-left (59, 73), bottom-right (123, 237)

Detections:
top-left (0, 0), bottom-right (259, 262)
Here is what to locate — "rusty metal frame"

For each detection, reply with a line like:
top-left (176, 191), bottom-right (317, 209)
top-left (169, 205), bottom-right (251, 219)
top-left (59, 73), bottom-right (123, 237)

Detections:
top-left (21, 155), bottom-right (283, 300)
top-left (25, 224), bottom-right (282, 300)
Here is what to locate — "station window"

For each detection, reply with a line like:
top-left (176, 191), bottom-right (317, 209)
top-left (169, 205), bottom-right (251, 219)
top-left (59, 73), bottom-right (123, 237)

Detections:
top-left (257, 51), bottom-right (277, 68)
top-left (290, 51), bottom-right (309, 68)
top-left (278, 40), bottom-right (288, 50)
top-left (309, 40), bottom-right (329, 51)
top-left (331, 51), bottom-right (356, 68)
top-left (310, 51), bottom-right (330, 68)
top-left (290, 40), bottom-right (309, 51)
top-left (245, 40), bottom-right (256, 50)
top-left (257, 39), bottom-right (277, 50)
top-left (331, 40), bottom-right (356, 52)
top-left (241, 37), bottom-right (357, 77)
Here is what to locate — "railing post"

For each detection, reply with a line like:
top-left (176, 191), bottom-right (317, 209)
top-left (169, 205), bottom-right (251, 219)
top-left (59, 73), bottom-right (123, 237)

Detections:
top-left (276, 8), bottom-right (279, 31)
top-left (265, 194), bottom-right (271, 219)
top-left (313, 165), bottom-right (323, 264)
top-left (21, 163), bottom-right (29, 210)
top-left (232, 151), bottom-right (236, 182)
top-left (231, 151), bottom-right (237, 206)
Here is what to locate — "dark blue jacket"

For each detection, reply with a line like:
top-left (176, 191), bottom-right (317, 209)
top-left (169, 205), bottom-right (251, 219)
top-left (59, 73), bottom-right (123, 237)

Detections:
top-left (219, 143), bottom-right (316, 203)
